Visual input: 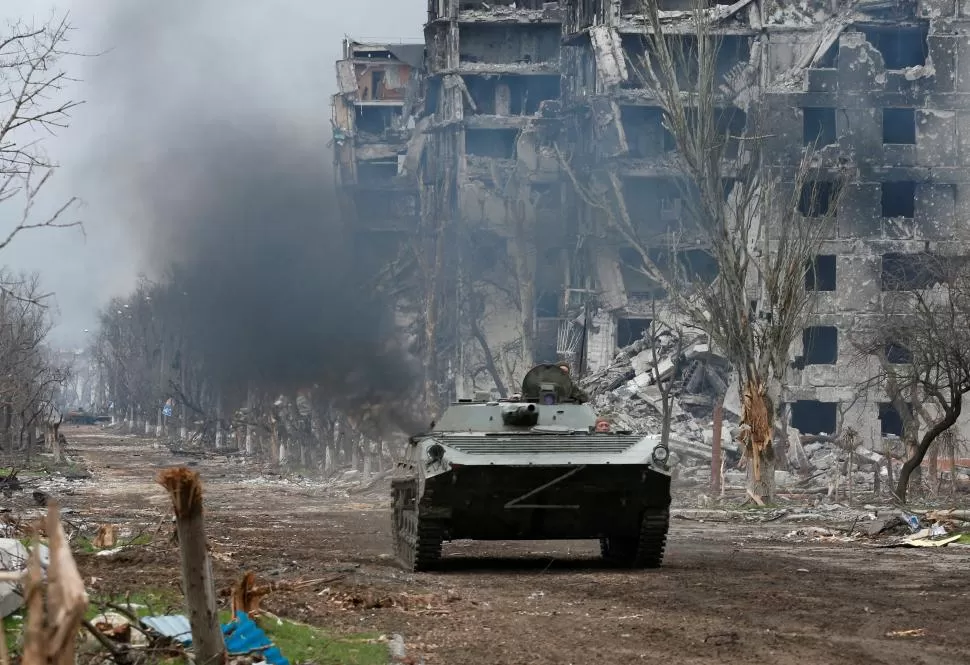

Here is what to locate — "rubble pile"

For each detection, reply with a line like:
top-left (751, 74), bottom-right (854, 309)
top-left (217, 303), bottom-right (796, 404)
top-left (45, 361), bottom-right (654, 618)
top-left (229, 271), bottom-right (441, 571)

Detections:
top-left (577, 329), bottom-right (970, 498)
top-left (579, 330), bottom-right (740, 468)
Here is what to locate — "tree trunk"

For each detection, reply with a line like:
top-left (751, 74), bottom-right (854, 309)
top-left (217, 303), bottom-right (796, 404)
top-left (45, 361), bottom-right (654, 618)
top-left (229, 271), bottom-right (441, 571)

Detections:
top-left (710, 396), bottom-right (723, 496)
top-left (269, 424), bottom-right (280, 465)
top-left (927, 442), bottom-right (939, 495)
top-left (747, 450), bottom-right (776, 503)
top-left (895, 400), bottom-right (961, 503)
top-left (157, 468), bottom-right (226, 665)
top-left (51, 429), bottom-right (62, 465)
top-left (1, 403), bottom-right (11, 452)
top-left (363, 448), bottom-right (372, 482)
top-left (469, 313), bottom-right (509, 397)
top-left (509, 215), bottom-right (536, 367)
top-left (846, 453), bottom-right (853, 505)
top-left (741, 376), bottom-right (776, 504)
top-left (883, 439), bottom-right (895, 489)
top-left (660, 397), bottom-right (673, 448)
top-left (26, 427), bottom-right (35, 466)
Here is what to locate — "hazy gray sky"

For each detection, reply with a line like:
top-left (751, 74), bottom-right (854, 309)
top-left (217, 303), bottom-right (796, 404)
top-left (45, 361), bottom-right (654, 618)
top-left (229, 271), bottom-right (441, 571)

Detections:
top-left (2, 0), bottom-right (424, 347)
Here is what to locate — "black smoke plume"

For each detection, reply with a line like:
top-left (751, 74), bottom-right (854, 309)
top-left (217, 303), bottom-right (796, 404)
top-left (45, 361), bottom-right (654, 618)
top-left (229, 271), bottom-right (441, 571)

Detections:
top-left (137, 127), bottom-right (420, 424)
top-left (87, 2), bottom-right (426, 434)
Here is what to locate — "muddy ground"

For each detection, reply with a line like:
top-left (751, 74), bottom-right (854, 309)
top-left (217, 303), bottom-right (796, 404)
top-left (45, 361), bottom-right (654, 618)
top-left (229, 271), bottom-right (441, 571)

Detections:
top-left (32, 427), bottom-right (970, 665)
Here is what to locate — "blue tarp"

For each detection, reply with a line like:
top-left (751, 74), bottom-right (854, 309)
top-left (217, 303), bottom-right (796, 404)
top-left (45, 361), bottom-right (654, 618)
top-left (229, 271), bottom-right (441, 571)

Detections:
top-left (141, 611), bottom-right (289, 665)
top-left (223, 611), bottom-right (290, 665)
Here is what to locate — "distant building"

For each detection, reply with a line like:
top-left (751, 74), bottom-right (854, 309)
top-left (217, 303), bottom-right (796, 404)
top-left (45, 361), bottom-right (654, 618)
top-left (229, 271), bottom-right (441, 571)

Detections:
top-left (333, 0), bottom-right (969, 449)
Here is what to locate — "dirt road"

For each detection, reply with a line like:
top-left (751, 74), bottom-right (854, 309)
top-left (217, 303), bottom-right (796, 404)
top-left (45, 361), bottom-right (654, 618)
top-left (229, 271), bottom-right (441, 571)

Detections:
top-left (54, 428), bottom-right (970, 665)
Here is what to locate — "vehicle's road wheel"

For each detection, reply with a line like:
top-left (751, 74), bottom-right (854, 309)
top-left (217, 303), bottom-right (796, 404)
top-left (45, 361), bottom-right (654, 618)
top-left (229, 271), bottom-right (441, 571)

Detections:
top-left (392, 481), bottom-right (444, 572)
top-left (599, 507), bottom-right (669, 569)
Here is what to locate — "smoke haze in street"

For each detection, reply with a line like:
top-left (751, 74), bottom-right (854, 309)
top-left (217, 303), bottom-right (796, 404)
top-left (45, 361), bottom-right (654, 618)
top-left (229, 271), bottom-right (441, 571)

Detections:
top-left (1, 0), bottom-right (425, 348)
top-left (11, 0), bottom-right (429, 428)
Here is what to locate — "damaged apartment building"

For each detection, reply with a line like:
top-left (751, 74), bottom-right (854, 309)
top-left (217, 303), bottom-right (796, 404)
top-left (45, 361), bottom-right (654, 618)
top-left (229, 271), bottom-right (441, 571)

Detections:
top-left (333, 0), bottom-right (970, 450)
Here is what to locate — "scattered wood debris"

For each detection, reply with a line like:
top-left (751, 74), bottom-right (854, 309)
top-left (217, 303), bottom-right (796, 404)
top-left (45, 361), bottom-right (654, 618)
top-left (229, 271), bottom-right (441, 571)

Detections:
top-left (886, 628), bottom-right (926, 638)
top-left (93, 524), bottom-right (118, 550)
top-left (227, 571), bottom-right (347, 616)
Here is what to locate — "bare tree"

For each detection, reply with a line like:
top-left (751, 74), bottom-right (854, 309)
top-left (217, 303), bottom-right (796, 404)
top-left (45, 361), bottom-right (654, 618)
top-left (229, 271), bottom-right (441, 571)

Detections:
top-left (559, 0), bottom-right (851, 502)
top-left (855, 253), bottom-right (970, 503)
top-left (95, 274), bottom-right (406, 476)
top-left (0, 271), bottom-right (69, 462)
top-left (645, 299), bottom-right (686, 449)
top-left (1, 13), bottom-right (82, 256)
top-left (0, 13), bottom-right (86, 466)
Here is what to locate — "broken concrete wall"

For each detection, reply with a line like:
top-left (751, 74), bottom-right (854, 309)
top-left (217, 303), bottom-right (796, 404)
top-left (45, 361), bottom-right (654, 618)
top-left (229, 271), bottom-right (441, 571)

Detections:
top-left (585, 311), bottom-right (617, 372)
top-left (334, 1), bottom-right (970, 444)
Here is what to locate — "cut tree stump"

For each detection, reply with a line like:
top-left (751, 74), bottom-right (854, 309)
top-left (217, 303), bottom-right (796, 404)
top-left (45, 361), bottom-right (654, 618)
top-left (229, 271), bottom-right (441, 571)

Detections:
top-left (157, 467), bottom-right (227, 665)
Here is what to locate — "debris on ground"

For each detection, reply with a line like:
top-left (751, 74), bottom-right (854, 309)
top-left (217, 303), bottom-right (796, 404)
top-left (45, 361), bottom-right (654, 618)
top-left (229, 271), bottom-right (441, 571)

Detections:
top-left (579, 328), bottom-right (970, 501)
top-left (223, 611), bottom-right (290, 665)
top-left (227, 571), bottom-right (347, 615)
top-left (141, 615), bottom-right (193, 644)
top-left (388, 633), bottom-right (408, 663)
top-left (876, 528), bottom-right (966, 548)
top-left (139, 612), bottom-right (291, 665)
top-left (93, 524), bottom-right (118, 549)
top-left (886, 628), bottom-right (927, 638)
top-left (325, 588), bottom-right (458, 614)
top-left (865, 515), bottom-right (905, 536)
top-left (0, 538), bottom-right (50, 618)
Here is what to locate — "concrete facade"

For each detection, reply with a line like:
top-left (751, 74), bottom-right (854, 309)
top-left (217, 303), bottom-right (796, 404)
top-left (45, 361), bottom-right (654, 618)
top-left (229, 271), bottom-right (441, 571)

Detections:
top-left (333, 0), bottom-right (970, 449)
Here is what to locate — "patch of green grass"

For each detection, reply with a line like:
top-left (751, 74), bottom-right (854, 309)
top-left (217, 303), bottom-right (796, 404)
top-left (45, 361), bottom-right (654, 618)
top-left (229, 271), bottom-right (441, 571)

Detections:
top-left (4, 614), bottom-right (23, 656)
top-left (252, 615), bottom-right (386, 665)
top-left (956, 533), bottom-right (970, 544)
top-left (125, 533), bottom-right (154, 547)
top-left (72, 536), bottom-right (96, 553)
top-left (72, 531), bottom-right (155, 555)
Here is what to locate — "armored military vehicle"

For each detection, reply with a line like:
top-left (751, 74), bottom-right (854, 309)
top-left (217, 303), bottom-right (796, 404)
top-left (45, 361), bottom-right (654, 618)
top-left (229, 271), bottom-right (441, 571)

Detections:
top-left (391, 364), bottom-right (672, 571)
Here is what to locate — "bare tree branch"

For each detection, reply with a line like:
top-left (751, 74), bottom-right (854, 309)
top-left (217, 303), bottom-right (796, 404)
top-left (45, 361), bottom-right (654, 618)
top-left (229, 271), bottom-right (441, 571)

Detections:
top-left (0, 13), bottom-right (84, 256)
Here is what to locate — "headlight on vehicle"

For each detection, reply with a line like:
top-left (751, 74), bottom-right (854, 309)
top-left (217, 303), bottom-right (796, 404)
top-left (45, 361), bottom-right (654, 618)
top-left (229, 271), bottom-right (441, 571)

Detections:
top-left (427, 443), bottom-right (445, 463)
top-left (651, 445), bottom-right (669, 465)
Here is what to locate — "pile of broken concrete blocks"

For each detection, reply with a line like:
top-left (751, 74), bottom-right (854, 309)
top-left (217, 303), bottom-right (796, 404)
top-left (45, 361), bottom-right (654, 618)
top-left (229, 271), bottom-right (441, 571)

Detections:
top-left (580, 331), bottom-right (739, 466)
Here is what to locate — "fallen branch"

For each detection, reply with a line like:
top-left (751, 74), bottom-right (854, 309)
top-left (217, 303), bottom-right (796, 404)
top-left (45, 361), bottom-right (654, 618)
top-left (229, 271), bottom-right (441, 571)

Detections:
top-left (229, 571), bottom-right (347, 615)
top-left (81, 619), bottom-right (132, 665)
top-left (920, 509), bottom-right (970, 523)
